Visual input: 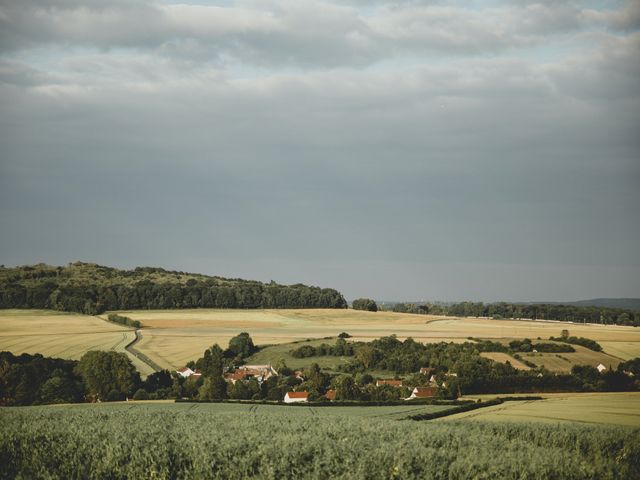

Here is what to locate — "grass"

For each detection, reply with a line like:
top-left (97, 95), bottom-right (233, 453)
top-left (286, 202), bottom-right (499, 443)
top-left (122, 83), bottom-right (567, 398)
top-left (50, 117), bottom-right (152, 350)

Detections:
top-left (444, 392), bottom-right (640, 426)
top-left (0, 309), bottom-right (155, 377)
top-left (247, 338), bottom-right (354, 370)
top-left (114, 308), bottom-right (640, 370)
top-left (1, 401), bottom-right (638, 479)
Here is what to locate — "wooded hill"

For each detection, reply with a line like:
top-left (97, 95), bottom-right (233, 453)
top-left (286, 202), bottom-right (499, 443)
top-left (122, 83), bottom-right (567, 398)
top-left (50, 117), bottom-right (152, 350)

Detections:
top-left (0, 263), bottom-right (347, 314)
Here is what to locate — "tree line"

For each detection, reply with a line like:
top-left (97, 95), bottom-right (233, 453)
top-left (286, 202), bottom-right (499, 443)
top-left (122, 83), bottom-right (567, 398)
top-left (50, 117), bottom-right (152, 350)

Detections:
top-left (0, 262), bottom-right (347, 314)
top-left (390, 301), bottom-right (640, 326)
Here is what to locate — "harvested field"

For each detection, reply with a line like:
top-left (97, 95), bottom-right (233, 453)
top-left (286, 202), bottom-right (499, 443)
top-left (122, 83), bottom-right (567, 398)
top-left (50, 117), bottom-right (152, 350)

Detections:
top-left (112, 308), bottom-right (640, 370)
top-left (600, 341), bottom-right (640, 360)
top-left (444, 392), bottom-right (640, 426)
top-left (519, 344), bottom-right (622, 372)
top-left (479, 352), bottom-right (531, 370)
top-left (0, 310), bottom-right (155, 376)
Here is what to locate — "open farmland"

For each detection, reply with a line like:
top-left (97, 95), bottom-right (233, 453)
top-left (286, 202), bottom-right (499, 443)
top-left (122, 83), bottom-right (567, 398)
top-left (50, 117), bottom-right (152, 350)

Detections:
top-left (599, 341), bottom-right (640, 360)
top-left (479, 352), bottom-right (531, 370)
top-left (445, 392), bottom-right (640, 427)
top-left (0, 310), bottom-right (155, 376)
top-left (116, 308), bottom-right (640, 370)
top-left (1, 402), bottom-right (638, 480)
top-left (518, 344), bottom-right (622, 373)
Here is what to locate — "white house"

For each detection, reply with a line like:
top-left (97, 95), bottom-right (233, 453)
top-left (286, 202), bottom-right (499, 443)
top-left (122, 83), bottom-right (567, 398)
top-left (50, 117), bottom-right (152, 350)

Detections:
top-left (596, 363), bottom-right (607, 373)
top-left (176, 367), bottom-right (194, 378)
top-left (284, 392), bottom-right (309, 403)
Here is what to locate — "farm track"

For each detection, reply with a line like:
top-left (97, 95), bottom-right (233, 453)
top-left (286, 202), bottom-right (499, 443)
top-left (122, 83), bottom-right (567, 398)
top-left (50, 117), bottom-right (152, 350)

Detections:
top-left (124, 330), bottom-right (162, 373)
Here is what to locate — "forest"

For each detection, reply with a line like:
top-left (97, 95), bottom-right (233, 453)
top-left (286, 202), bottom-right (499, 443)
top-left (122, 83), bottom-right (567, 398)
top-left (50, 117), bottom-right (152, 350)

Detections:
top-left (0, 263), bottom-right (347, 314)
top-left (391, 301), bottom-right (640, 326)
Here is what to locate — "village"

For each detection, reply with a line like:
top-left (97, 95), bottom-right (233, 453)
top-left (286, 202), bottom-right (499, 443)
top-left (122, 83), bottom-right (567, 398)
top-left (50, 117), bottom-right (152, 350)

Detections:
top-left (174, 364), bottom-right (457, 403)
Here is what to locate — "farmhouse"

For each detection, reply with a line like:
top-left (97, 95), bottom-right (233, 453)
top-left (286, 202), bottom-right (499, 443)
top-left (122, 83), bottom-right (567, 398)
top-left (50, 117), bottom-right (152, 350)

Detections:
top-left (419, 367), bottom-right (434, 376)
top-left (376, 379), bottom-right (403, 387)
top-left (224, 364), bottom-right (278, 384)
top-left (284, 392), bottom-right (309, 403)
top-left (325, 389), bottom-right (336, 401)
top-left (406, 387), bottom-right (437, 400)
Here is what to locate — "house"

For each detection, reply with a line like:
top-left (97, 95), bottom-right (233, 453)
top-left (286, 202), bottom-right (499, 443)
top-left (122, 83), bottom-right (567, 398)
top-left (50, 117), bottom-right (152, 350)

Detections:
top-left (376, 379), bottom-right (403, 387)
top-left (176, 367), bottom-right (195, 378)
top-left (596, 363), bottom-right (607, 373)
top-left (419, 367), bottom-right (434, 376)
top-left (191, 370), bottom-right (202, 379)
top-left (325, 389), bottom-right (336, 401)
top-left (284, 392), bottom-right (309, 403)
top-left (224, 364), bottom-right (278, 384)
top-left (406, 386), bottom-right (437, 400)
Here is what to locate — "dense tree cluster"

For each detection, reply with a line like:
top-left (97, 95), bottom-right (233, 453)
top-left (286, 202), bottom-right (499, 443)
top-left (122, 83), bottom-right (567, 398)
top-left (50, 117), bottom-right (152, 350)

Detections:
top-left (470, 338), bottom-right (575, 353)
top-left (290, 338), bottom-right (354, 358)
top-left (549, 334), bottom-right (602, 352)
top-left (0, 352), bottom-right (84, 406)
top-left (0, 263), bottom-right (347, 314)
top-left (391, 301), bottom-right (640, 326)
top-left (352, 298), bottom-right (378, 312)
top-left (107, 313), bottom-right (142, 329)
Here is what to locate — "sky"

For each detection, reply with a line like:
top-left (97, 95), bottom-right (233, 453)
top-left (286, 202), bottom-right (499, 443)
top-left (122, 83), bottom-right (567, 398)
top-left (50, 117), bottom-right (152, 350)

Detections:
top-left (0, 0), bottom-right (639, 302)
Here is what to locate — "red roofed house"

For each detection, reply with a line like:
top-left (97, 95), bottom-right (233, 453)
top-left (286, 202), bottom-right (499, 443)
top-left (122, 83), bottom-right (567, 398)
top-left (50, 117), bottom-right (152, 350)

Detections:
top-left (376, 379), bottom-right (403, 387)
top-left (284, 391), bottom-right (309, 404)
top-left (419, 367), bottom-right (434, 376)
top-left (325, 389), bottom-right (336, 401)
top-left (406, 386), bottom-right (437, 400)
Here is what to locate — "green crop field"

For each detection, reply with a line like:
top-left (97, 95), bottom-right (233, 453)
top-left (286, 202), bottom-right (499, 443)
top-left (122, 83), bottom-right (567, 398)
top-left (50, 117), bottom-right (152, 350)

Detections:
top-left (1, 402), bottom-right (638, 480)
top-left (448, 392), bottom-right (640, 426)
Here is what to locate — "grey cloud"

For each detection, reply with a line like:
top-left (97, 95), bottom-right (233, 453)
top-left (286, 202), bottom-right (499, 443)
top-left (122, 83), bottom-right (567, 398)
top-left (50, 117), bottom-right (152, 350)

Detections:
top-left (0, 0), bottom-right (638, 301)
top-left (2, 0), bottom-right (635, 68)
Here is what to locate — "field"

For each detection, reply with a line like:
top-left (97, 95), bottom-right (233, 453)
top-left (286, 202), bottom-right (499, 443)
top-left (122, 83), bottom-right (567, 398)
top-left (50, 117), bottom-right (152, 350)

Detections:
top-left (447, 392), bottom-right (640, 426)
top-left (2, 308), bottom-right (639, 374)
top-left (246, 338), bottom-right (354, 370)
top-left (598, 341), bottom-right (640, 360)
top-left (1, 401), bottom-right (638, 479)
top-left (479, 352), bottom-right (531, 370)
top-left (0, 310), bottom-right (155, 376)
top-left (518, 344), bottom-right (622, 372)
top-left (116, 308), bottom-right (640, 370)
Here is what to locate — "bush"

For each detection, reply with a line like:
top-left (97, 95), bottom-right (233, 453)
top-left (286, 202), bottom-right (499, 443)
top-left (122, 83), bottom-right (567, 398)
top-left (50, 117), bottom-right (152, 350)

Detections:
top-left (133, 389), bottom-right (149, 401)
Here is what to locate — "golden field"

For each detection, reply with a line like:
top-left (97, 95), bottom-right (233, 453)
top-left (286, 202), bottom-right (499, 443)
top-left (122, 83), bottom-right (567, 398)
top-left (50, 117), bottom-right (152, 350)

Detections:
top-left (445, 392), bottom-right (640, 427)
top-left (117, 308), bottom-right (640, 370)
top-left (1, 308), bottom-right (639, 373)
top-left (0, 310), bottom-right (155, 376)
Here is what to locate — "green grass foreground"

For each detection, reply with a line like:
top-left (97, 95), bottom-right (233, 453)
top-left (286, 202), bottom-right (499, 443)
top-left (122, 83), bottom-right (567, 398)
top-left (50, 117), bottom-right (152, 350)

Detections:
top-left (1, 402), bottom-right (638, 480)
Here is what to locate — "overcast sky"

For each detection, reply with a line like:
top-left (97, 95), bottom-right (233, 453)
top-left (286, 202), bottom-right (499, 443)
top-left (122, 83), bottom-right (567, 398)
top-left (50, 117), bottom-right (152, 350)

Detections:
top-left (1, 0), bottom-right (639, 302)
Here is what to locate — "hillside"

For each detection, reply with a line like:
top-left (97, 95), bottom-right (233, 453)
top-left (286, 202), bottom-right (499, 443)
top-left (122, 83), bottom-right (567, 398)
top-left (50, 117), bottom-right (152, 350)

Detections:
top-left (566, 298), bottom-right (640, 310)
top-left (0, 262), bottom-right (347, 314)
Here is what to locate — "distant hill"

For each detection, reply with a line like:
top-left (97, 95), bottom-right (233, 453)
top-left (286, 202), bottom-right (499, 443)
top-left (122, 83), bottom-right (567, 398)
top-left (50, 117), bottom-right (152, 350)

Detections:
top-left (562, 298), bottom-right (640, 311)
top-left (0, 262), bottom-right (347, 314)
